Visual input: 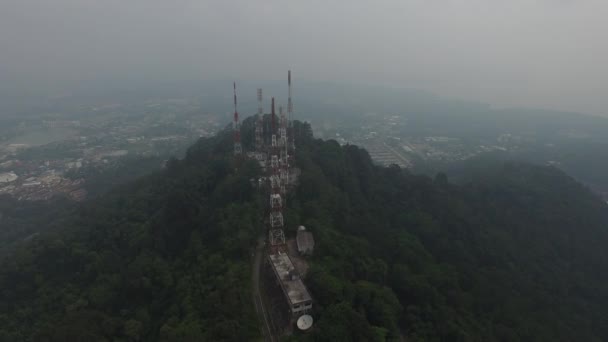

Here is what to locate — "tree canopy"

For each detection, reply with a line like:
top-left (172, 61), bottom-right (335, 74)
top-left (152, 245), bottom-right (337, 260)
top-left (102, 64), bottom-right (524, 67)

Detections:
top-left (287, 126), bottom-right (608, 341)
top-left (1, 120), bottom-right (608, 341)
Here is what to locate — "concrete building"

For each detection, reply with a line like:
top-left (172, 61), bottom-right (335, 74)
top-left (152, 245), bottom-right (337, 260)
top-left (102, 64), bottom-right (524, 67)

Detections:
top-left (0, 172), bottom-right (18, 183)
top-left (268, 253), bottom-right (312, 317)
top-left (296, 226), bottom-right (315, 256)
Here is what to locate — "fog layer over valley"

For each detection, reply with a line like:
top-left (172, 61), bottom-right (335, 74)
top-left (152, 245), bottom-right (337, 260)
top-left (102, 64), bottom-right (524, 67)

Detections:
top-left (1, 0), bottom-right (608, 116)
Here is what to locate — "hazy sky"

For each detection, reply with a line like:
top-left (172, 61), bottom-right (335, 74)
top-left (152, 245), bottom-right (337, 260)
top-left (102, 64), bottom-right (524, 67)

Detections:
top-left (1, 0), bottom-right (607, 115)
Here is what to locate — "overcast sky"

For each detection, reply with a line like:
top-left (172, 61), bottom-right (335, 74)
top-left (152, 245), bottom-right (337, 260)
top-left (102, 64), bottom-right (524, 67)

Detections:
top-left (1, 0), bottom-right (606, 115)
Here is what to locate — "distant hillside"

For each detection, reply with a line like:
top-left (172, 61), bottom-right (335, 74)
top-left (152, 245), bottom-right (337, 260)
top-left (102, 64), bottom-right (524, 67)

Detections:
top-left (289, 133), bottom-right (608, 341)
top-left (431, 143), bottom-right (608, 200)
top-left (1, 119), bottom-right (608, 341)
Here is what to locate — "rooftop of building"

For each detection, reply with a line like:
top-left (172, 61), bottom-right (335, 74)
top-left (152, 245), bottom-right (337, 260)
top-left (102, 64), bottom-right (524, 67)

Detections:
top-left (269, 253), bottom-right (312, 305)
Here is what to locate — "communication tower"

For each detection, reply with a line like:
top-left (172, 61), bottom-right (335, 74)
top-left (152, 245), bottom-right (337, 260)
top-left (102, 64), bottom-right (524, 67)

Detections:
top-left (228, 72), bottom-right (312, 329)
top-left (255, 88), bottom-right (264, 153)
top-left (287, 70), bottom-right (295, 152)
top-left (233, 82), bottom-right (242, 156)
top-left (279, 106), bottom-right (288, 170)
top-left (269, 97), bottom-right (286, 246)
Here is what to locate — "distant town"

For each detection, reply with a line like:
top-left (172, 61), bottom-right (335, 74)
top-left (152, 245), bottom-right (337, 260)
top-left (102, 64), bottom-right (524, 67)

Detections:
top-left (2, 94), bottom-right (607, 204)
top-left (314, 114), bottom-right (521, 169)
top-left (0, 99), bottom-right (221, 201)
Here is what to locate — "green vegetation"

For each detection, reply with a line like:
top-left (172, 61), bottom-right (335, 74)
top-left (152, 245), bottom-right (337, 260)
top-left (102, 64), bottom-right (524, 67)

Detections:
top-left (0, 196), bottom-right (71, 257)
top-left (287, 128), bottom-right (608, 341)
top-left (0, 131), bottom-right (263, 341)
top-left (1, 120), bottom-right (608, 341)
top-left (65, 155), bottom-right (170, 198)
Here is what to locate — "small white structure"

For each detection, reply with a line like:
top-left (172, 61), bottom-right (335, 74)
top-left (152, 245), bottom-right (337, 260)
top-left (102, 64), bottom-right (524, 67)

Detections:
top-left (296, 226), bottom-right (315, 256)
top-left (0, 172), bottom-right (18, 183)
top-left (296, 314), bottom-right (314, 331)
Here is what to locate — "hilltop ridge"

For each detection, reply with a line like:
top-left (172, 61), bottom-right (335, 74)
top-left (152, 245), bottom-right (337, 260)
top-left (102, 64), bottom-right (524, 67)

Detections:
top-left (0, 120), bottom-right (607, 341)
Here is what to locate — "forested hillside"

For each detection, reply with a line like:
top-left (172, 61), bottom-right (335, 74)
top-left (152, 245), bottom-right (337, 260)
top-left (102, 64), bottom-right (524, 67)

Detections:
top-left (1, 120), bottom-right (608, 341)
top-left (0, 156), bottom-right (172, 257)
top-left (0, 130), bottom-right (263, 341)
top-left (288, 128), bottom-right (608, 341)
top-left (0, 196), bottom-right (71, 257)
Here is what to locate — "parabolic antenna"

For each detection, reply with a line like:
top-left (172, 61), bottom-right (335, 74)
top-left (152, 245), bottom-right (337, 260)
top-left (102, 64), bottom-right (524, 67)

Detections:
top-left (297, 314), bottom-right (313, 331)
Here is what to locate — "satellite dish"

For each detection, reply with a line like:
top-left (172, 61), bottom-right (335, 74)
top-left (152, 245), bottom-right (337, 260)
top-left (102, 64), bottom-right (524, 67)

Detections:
top-left (296, 314), bottom-right (313, 331)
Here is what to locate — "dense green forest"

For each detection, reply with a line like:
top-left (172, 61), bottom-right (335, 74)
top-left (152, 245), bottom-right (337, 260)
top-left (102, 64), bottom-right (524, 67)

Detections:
top-left (0, 155), bottom-right (174, 258)
top-left (0, 130), bottom-right (263, 341)
top-left (288, 130), bottom-right (608, 341)
top-left (1, 120), bottom-right (608, 341)
top-left (0, 196), bottom-right (72, 257)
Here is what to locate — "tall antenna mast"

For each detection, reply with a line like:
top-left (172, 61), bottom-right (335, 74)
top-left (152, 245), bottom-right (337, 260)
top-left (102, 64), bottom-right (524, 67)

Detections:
top-left (255, 88), bottom-right (264, 152)
top-left (288, 70), bottom-right (293, 120)
top-left (279, 105), bottom-right (288, 163)
top-left (271, 97), bottom-right (276, 135)
top-left (269, 97), bottom-right (285, 247)
top-left (233, 82), bottom-right (242, 156)
top-left (279, 104), bottom-right (289, 193)
top-left (257, 88), bottom-right (264, 116)
top-left (269, 154), bottom-right (286, 246)
top-left (288, 70), bottom-right (295, 151)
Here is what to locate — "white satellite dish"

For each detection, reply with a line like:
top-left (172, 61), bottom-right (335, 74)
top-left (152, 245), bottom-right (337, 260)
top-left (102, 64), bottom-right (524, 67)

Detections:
top-left (296, 314), bottom-right (313, 331)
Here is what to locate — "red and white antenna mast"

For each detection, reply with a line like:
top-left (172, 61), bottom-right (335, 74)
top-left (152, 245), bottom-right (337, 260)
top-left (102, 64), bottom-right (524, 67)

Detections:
top-left (279, 105), bottom-right (288, 166)
top-left (288, 71), bottom-right (293, 119)
top-left (271, 98), bottom-right (276, 135)
top-left (269, 97), bottom-right (285, 247)
top-left (287, 70), bottom-right (295, 152)
top-left (279, 105), bottom-right (287, 146)
top-left (271, 97), bottom-right (277, 149)
top-left (233, 82), bottom-right (242, 156)
top-left (287, 70), bottom-right (296, 158)
top-left (278, 105), bottom-right (289, 193)
top-left (255, 88), bottom-right (264, 153)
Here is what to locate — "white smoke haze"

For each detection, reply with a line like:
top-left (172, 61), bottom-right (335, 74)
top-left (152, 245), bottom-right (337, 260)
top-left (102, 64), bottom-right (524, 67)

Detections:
top-left (0, 0), bottom-right (606, 115)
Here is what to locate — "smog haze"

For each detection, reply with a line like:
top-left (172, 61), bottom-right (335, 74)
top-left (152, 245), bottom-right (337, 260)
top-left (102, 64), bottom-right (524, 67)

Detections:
top-left (1, 0), bottom-right (607, 115)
